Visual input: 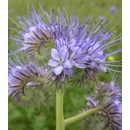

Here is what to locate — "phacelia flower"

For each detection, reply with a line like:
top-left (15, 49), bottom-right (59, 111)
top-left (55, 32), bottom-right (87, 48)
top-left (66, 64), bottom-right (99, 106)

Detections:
top-left (81, 99), bottom-right (122, 130)
top-left (22, 23), bottom-right (52, 59)
top-left (9, 62), bottom-right (44, 95)
top-left (84, 75), bottom-right (122, 130)
top-left (9, 7), bottom-right (53, 60)
top-left (9, 5), bottom-right (121, 86)
top-left (50, 21), bottom-right (121, 85)
top-left (48, 45), bottom-right (73, 82)
top-left (8, 59), bottom-right (53, 107)
top-left (66, 21), bottom-right (121, 85)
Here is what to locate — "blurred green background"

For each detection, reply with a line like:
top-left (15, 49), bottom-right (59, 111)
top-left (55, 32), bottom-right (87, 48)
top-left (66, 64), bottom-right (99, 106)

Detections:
top-left (8, 0), bottom-right (122, 130)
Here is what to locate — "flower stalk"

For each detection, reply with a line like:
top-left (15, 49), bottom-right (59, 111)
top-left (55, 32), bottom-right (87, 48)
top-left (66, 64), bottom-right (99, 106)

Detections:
top-left (56, 89), bottom-right (64, 130)
top-left (64, 107), bottom-right (101, 126)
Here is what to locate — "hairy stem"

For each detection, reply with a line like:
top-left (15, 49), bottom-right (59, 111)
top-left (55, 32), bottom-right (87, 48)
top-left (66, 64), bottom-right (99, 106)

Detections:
top-left (64, 107), bottom-right (101, 126)
top-left (56, 89), bottom-right (64, 130)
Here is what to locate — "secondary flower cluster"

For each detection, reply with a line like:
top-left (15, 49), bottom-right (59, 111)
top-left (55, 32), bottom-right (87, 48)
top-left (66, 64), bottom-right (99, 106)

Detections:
top-left (8, 58), bottom-right (54, 107)
top-left (85, 78), bottom-right (122, 130)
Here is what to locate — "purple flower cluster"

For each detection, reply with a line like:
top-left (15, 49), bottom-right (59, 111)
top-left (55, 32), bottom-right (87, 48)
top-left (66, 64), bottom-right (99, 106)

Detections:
top-left (48, 23), bottom-right (121, 83)
top-left (86, 78), bottom-right (122, 130)
top-left (8, 58), bottom-right (55, 107)
top-left (9, 8), bottom-right (52, 60)
top-left (9, 6), bottom-right (121, 85)
top-left (9, 4), bottom-right (122, 109)
top-left (9, 61), bottom-right (44, 98)
top-left (49, 19), bottom-right (121, 83)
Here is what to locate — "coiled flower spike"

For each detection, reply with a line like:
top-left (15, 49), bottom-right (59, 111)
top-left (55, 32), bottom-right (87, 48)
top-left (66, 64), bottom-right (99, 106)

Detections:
top-left (9, 5), bottom-right (53, 60)
top-left (8, 58), bottom-right (53, 107)
top-left (82, 73), bottom-right (122, 130)
top-left (103, 100), bottom-right (122, 130)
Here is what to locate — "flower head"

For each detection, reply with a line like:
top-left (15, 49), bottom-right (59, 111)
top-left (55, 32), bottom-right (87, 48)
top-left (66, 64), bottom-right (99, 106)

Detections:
top-left (8, 58), bottom-right (53, 107)
top-left (9, 7), bottom-right (53, 60)
top-left (81, 100), bottom-right (122, 130)
top-left (84, 75), bottom-right (122, 130)
top-left (9, 5), bottom-right (121, 87)
top-left (9, 62), bottom-right (43, 95)
top-left (22, 23), bottom-right (52, 59)
top-left (67, 22), bottom-right (121, 85)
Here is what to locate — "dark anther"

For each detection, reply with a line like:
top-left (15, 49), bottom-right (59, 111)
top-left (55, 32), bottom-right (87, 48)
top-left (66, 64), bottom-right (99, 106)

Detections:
top-left (40, 40), bottom-right (43, 44)
top-left (35, 72), bottom-right (38, 76)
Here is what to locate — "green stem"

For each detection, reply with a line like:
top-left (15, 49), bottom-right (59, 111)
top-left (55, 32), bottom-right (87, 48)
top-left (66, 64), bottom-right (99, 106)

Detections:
top-left (56, 89), bottom-right (64, 130)
top-left (64, 107), bottom-right (101, 126)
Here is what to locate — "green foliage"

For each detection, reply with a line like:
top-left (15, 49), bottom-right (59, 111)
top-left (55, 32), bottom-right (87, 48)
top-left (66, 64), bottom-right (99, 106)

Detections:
top-left (8, 0), bottom-right (122, 130)
top-left (80, 112), bottom-right (107, 130)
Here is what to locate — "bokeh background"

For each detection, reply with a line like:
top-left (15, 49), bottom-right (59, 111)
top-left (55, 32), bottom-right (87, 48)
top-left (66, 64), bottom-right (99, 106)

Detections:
top-left (8, 0), bottom-right (122, 130)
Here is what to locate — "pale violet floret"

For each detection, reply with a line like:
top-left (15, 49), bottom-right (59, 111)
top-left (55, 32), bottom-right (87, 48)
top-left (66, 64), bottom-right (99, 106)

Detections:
top-left (48, 46), bottom-right (73, 78)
